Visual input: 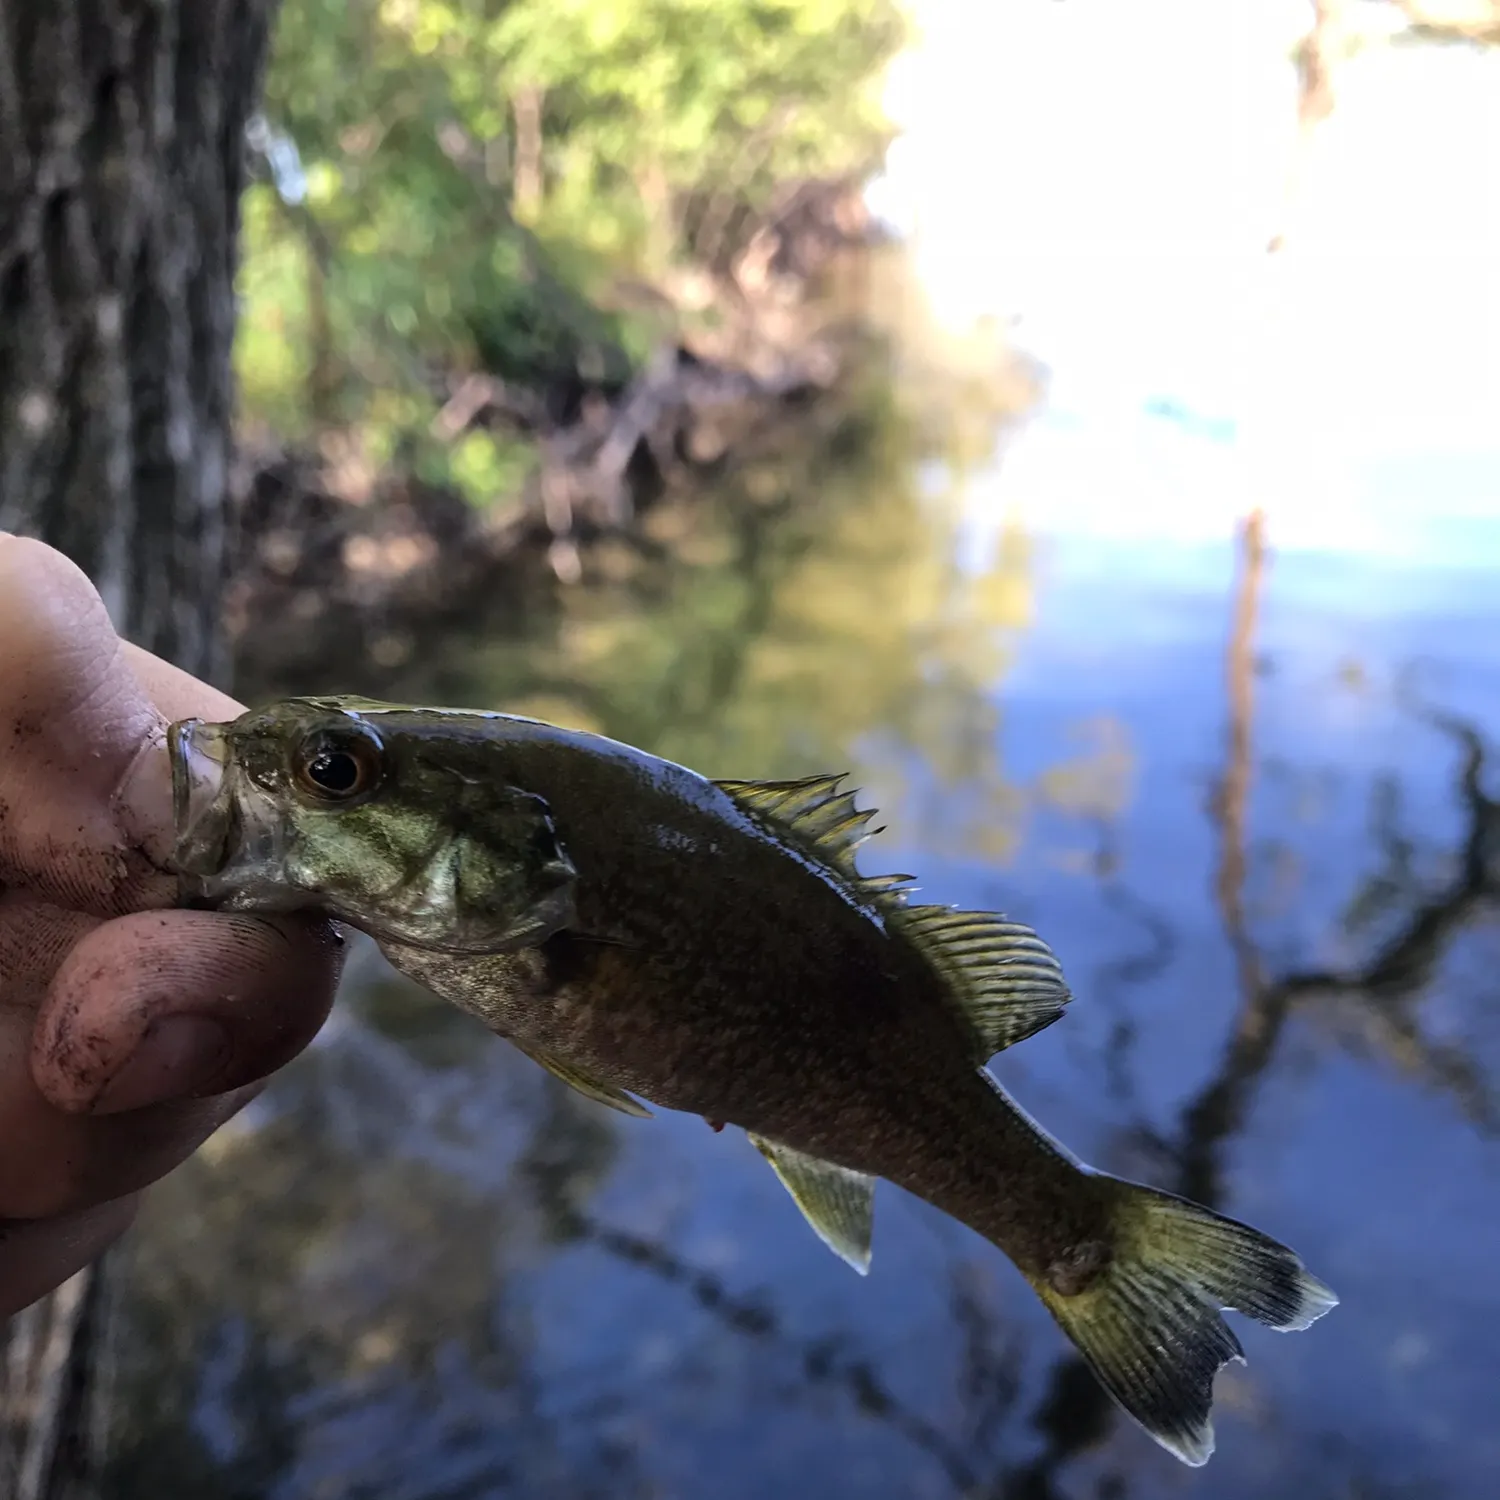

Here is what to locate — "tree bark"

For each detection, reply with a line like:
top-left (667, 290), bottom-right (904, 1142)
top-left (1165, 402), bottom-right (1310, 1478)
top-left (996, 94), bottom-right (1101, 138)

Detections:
top-left (0, 1), bottom-right (276, 1494)
top-left (0, 0), bottom-right (274, 683)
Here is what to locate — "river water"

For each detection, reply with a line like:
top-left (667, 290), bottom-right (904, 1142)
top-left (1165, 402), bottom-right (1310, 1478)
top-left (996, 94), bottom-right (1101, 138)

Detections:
top-left (110, 347), bottom-right (1500, 1496)
top-left (112, 13), bottom-right (1500, 1497)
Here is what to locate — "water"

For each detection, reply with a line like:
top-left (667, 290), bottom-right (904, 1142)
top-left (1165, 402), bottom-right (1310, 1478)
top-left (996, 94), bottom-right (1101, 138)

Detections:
top-left (109, 323), bottom-right (1500, 1496)
top-left (111, 20), bottom-right (1500, 1482)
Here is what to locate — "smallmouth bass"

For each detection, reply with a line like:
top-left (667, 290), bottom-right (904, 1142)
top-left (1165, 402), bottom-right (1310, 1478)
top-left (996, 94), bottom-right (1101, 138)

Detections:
top-left (168, 696), bottom-right (1336, 1466)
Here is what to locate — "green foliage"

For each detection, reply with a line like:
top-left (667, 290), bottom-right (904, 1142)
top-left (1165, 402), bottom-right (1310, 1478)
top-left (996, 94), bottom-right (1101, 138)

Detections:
top-left (446, 427), bottom-right (534, 510)
top-left (234, 0), bottom-right (905, 486)
top-left (290, 334), bottom-right (1037, 867)
top-left (487, 0), bottom-right (904, 252)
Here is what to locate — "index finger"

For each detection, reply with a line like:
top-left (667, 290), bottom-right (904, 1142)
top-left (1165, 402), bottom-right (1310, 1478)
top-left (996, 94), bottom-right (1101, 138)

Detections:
top-left (120, 641), bottom-right (243, 723)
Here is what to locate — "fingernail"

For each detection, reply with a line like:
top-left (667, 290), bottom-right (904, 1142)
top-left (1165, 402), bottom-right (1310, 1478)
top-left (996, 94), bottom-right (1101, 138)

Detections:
top-left (91, 1015), bottom-right (232, 1114)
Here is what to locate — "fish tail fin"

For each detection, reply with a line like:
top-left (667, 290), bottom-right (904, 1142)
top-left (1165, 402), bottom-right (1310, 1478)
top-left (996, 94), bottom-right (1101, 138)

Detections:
top-left (1024, 1179), bottom-right (1337, 1466)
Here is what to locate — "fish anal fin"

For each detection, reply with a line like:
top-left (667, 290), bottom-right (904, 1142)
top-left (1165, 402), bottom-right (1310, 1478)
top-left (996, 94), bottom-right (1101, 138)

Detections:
top-left (748, 1133), bottom-right (874, 1275)
top-left (507, 1038), bottom-right (653, 1118)
top-left (892, 904), bottom-right (1072, 1059)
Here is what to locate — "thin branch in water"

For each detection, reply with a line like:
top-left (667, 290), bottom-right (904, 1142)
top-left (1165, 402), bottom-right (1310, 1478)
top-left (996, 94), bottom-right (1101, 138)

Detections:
top-left (564, 1208), bottom-right (988, 1493)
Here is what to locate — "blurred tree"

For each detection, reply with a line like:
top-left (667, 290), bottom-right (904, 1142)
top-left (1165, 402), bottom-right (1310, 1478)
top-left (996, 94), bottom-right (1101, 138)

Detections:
top-left (236, 0), bottom-right (905, 503)
top-left (105, 1010), bottom-right (629, 1498)
top-left (1394, 0), bottom-right (1500, 40)
top-left (0, 2), bottom-right (278, 1494)
top-left (0, 0), bottom-right (270, 683)
top-left (485, 0), bottom-right (902, 257)
top-left (1274, 0), bottom-right (1500, 251)
top-left (272, 326), bottom-right (1039, 868)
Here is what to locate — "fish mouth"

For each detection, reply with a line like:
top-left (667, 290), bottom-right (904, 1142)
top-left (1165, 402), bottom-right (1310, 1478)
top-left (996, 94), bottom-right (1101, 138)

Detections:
top-left (168, 718), bottom-right (235, 894)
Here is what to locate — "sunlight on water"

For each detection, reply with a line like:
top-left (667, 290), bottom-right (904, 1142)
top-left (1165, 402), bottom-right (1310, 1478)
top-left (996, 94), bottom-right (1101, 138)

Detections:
top-left (871, 0), bottom-right (1500, 564)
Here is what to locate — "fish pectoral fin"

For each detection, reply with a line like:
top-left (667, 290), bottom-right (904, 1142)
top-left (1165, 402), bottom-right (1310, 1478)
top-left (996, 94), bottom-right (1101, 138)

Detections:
top-left (748, 1133), bottom-right (875, 1275)
top-left (506, 1039), bottom-right (653, 1118)
top-left (567, 930), bottom-right (643, 950)
top-left (890, 904), bottom-right (1072, 1058)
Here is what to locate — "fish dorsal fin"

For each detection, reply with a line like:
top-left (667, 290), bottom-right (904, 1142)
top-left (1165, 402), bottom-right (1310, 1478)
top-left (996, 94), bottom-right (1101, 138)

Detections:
top-left (889, 903), bottom-right (1072, 1058)
top-left (715, 774), bottom-right (882, 881)
top-left (506, 1037), bottom-right (653, 1118)
top-left (748, 1133), bottom-right (875, 1275)
top-left (714, 776), bottom-right (921, 908)
top-left (716, 775), bottom-right (1067, 1055)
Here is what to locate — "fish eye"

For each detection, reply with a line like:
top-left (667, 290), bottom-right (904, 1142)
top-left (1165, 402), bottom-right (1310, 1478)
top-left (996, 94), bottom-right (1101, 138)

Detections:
top-left (292, 724), bottom-right (384, 803)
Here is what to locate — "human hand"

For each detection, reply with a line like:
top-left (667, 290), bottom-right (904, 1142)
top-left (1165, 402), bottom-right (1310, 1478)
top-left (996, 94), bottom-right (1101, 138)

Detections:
top-left (0, 535), bottom-right (345, 1316)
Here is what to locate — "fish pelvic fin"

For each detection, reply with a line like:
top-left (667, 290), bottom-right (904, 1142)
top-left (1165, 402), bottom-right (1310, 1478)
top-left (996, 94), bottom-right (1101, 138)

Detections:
top-left (749, 1133), bottom-right (875, 1275)
top-left (506, 1037), bottom-right (653, 1118)
top-left (714, 775), bottom-right (1069, 1058)
top-left (1026, 1180), bottom-right (1338, 1467)
top-left (890, 904), bottom-right (1072, 1058)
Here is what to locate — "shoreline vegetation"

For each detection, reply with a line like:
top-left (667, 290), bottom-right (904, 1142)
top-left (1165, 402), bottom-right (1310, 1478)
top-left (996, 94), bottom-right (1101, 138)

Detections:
top-left (225, 0), bottom-right (967, 690)
top-left (230, 178), bottom-right (897, 688)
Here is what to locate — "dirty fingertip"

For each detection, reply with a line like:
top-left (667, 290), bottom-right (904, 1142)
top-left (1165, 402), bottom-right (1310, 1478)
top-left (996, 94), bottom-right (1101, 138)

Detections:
top-left (89, 1014), bottom-right (234, 1115)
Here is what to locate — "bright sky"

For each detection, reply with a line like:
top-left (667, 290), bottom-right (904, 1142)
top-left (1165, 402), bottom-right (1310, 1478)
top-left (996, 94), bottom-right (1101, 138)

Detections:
top-left (867, 0), bottom-right (1500, 558)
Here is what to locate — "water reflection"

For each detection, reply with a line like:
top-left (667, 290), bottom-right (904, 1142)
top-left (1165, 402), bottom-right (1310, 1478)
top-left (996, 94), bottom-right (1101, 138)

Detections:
top-left (113, 355), bottom-right (1500, 1495)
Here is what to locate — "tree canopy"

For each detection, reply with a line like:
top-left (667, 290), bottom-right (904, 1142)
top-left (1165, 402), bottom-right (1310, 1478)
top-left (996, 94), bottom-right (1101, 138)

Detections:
top-left (236, 0), bottom-right (906, 503)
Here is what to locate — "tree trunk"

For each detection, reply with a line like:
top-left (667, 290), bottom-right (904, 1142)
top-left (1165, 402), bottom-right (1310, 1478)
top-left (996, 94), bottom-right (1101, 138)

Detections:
top-left (0, 1), bottom-right (276, 1494)
top-left (511, 83), bottom-right (543, 223)
top-left (0, 0), bottom-right (274, 683)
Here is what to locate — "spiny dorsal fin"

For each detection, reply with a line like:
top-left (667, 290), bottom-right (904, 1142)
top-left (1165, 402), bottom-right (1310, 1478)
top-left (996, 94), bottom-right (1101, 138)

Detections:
top-left (714, 773), bottom-right (895, 884)
top-left (748, 1133), bottom-right (875, 1275)
top-left (506, 1037), bottom-right (653, 1118)
top-left (716, 775), bottom-right (1067, 1054)
top-left (857, 871), bottom-right (919, 900)
top-left (889, 903), bottom-right (1072, 1059)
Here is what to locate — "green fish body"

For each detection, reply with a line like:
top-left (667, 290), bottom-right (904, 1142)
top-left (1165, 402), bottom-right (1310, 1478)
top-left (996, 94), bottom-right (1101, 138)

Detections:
top-left (169, 696), bottom-right (1336, 1466)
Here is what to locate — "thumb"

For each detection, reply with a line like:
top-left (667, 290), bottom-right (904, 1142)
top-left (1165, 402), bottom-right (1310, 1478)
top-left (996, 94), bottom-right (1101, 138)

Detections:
top-left (32, 909), bottom-right (345, 1116)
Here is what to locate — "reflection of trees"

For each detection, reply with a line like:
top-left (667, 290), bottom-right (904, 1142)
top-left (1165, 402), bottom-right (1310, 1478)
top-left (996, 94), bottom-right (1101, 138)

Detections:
top-left (983, 512), bottom-right (1500, 1493)
top-left (109, 988), bottom-right (633, 1500)
top-left (112, 968), bottom-right (1045, 1498)
top-left (1179, 695), bottom-right (1500, 1199)
top-left (1272, 1), bottom-right (1500, 254)
top-left (1178, 519), bottom-right (1499, 1208)
top-left (1042, 512), bottom-right (1500, 1219)
top-left (557, 1214), bottom-right (1012, 1493)
top-left (248, 338), bottom-right (1036, 864)
top-left (116, 497), bottom-right (1500, 1495)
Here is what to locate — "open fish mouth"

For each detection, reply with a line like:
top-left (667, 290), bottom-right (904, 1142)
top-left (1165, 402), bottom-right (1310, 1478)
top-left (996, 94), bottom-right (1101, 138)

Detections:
top-left (169, 717), bottom-right (235, 887)
top-left (164, 710), bottom-right (579, 951)
top-left (166, 715), bottom-right (294, 912)
top-left (167, 715), bottom-right (302, 911)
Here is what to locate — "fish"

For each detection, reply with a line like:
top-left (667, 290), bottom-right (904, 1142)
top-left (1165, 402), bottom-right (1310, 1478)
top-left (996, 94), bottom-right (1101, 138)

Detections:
top-left (168, 694), bottom-right (1337, 1466)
